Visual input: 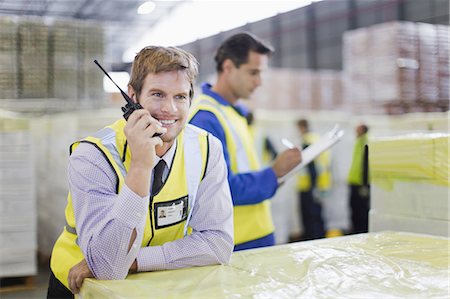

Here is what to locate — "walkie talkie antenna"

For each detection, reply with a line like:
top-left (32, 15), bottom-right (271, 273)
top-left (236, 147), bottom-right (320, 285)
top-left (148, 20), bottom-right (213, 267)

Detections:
top-left (94, 59), bottom-right (133, 105)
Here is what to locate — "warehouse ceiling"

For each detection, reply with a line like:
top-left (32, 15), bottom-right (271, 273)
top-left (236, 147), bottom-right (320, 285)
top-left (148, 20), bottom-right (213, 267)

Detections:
top-left (0, 0), bottom-right (186, 68)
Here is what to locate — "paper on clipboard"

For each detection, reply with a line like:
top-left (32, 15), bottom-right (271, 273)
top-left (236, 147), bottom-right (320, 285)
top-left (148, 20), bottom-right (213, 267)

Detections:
top-left (278, 124), bottom-right (344, 184)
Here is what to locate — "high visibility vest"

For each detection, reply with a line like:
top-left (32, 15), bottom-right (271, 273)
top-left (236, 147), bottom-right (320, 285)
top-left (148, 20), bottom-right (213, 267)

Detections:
top-left (189, 95), bottom-right (274, 245)
top-left (297, 132), bottom-right (332, 192)
top-left (347, 134), bottom-right (369, 185)
top-left (50, 119), bottom-right (208, 288)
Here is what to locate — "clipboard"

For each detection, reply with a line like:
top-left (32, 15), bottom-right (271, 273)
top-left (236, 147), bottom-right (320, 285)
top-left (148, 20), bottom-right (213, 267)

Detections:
top-left (278, 124), bottom-right (344, 184)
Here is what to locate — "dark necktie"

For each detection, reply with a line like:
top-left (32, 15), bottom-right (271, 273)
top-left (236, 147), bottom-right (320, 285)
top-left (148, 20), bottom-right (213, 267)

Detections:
top-left (151, 159), bottom-right (167, 196)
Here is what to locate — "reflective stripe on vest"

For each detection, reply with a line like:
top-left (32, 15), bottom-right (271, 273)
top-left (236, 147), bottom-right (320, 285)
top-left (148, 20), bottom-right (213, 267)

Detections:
top-left (190, 95), bottom-right (274, 245)
top-left (347, 134), bottom-right (368, 185)
top-left (192, 97), bottom-right (251, 172)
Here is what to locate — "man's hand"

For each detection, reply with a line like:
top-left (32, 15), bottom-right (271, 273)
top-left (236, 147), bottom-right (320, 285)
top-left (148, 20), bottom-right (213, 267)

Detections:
top-left (68, 259), bottom-right (94, 294)
top-left (124, 110), bottom-right (166, 197)
top-left (271, 148), bottom-right (302, 178)
top-left (124, 109), bottom-right (166, 170)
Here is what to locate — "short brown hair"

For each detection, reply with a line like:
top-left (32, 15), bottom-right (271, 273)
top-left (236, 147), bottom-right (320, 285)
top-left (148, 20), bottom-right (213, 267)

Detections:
top-left (128, 46), bottom-right (199, 99)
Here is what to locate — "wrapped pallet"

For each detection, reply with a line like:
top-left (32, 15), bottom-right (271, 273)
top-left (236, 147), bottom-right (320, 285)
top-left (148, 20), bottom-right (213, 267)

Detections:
top-left (342, 27), bottom-right (371, 109)
top-left (250, 68), bottom-right (343, 111)
top-left (369, 133), bottom-right (449, 237)
top-left (32, 109), bottom-right (121, 259)
top-left (0, 112), bottom-right (37, 278)
top-left (343, 21), bottom-right (449, 114)
top-left (437, 25), bottom-right (449, 101)
top-left (370, 21), bottom-right (418, 103)
top-left (416, 23), bottom-right (439, 102)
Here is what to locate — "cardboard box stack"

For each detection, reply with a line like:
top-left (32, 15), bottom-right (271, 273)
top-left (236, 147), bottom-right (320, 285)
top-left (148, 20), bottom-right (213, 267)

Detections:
top-left (343, 21), bottom-right (449, 114)
top-left (437, 25), bottom-right (449, 102)
top-left (370, 22), bottom-right (418, 103)
top-left (32, 109), bottom-right (121, 258)
top-left (0, 113), bottom-right (37, 278)
top-left (369, 133), bottom-right (449, 237)
top-left (250, 68), bottom-right (343, 111)
top-left (342, 27), bottom-right (372, 109)
top-left (417, 23), bottom-right (439, 103)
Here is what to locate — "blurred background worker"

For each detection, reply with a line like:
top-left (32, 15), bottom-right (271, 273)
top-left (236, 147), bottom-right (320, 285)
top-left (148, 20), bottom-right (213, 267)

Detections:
top-left (189, 32), bottom-right (302, 251)
top-left (296, 119), bottom-right (332, 240)
top-left (347, 123), bottom-right (370, 234)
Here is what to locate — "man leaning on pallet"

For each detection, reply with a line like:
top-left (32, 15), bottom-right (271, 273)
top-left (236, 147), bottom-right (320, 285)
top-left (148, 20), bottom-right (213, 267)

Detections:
top-left (47, 46), bottom-right (234, 298)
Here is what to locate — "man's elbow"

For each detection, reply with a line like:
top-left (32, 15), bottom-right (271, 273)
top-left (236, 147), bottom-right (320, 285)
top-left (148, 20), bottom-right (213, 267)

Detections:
top-left (86, 251), bottom-right (131, 281)
top-left (214, 234), bottom-right (234, 265)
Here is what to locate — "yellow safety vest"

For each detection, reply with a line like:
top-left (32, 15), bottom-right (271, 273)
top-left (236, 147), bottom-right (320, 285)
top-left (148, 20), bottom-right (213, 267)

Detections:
top-left (297, 132), bottom-right (332, 192)
top-left (50, 119), bottom-right (208, 288)
top-left (347, 134), bottom-right (369, 185)
top-left (189, 95), bottom-right (274, 245)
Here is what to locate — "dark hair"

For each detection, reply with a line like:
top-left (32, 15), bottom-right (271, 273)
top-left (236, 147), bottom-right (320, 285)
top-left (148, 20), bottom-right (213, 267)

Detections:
top-left (297, 119), bottom-right (309, 129)
top-left (360, 124), bottom-right (369, 134)
top-left (215, 32), bottom-right (274, 73)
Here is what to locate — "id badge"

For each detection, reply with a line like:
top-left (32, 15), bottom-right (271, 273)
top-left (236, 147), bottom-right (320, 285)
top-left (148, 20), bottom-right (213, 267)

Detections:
top-left (154, 196), bottom-right (188, 229)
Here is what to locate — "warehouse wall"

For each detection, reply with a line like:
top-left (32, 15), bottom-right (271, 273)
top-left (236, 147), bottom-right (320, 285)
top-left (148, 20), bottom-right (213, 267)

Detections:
top-left (181, 0), bottom-right (449, 83)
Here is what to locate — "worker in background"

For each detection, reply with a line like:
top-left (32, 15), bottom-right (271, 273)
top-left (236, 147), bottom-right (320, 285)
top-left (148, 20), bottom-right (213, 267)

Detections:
top-left (246, 111), bottom-right (278, 165)
top-left (347, 123), bottom-right (370, 234)
top-left (296, 119), bottom-right (331, 240)
top-left (47, 46), bottom-right (234, 298)
top-left (189, 32), bottom-right (302, 251)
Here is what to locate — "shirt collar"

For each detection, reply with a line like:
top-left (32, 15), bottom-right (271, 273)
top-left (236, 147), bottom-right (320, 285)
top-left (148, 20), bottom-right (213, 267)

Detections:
top-left (156, 139), bottom-right (176, 168)
top-left (201, 82), bottom-right (249, 117)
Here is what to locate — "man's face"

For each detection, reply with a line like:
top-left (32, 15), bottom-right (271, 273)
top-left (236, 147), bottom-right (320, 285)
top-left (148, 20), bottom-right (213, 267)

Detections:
top-left (137, 70), bottom-right (191, 145)
top-left (228, 51), bottom-right (269, 100)
top-left (356, 125), bottom-right (365, 137)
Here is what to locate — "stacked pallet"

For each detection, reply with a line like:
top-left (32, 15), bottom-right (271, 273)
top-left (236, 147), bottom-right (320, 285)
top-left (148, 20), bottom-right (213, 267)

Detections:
top-left (18, 18), bottom-right (49, 99)
top-left (437, 25), bottom-right (449, 102)
top-left (249, 68), bottom-right (343, 111)
top-left (49, 20), bottom-right (79, 100)
top-left (0, 17), bottom-right (18, 99)
top-left (0, 16), bottom-right (105, 112)
top-left (32, 109), bottom-right (121, 258)
top-left (0, 113), bottom-right (37, 278)
top-left (369, 133), bottom-right (449, 237)
top-left (343, 21), bottom-right (449, 114)
top-left (79, 21), bottom-right (105, 106)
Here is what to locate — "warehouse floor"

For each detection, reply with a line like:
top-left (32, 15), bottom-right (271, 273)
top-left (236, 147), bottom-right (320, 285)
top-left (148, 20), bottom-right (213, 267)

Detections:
top-left (1, 263), bottom-right (50, 299)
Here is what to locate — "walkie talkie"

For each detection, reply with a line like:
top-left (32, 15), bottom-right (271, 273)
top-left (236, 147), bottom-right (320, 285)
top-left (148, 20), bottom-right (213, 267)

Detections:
top-left (94, 60), bottom-right (162, 137)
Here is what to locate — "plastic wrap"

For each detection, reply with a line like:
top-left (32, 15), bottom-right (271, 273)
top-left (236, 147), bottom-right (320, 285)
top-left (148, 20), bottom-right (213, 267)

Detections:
top-left (369, 133), bottom-right (449, 186)
top-left (78, 232), bottom-right (449, 299)
top-left (370, 21), bottom-right (418, 103)
top-left (369, 133), bottom-right (449, 237)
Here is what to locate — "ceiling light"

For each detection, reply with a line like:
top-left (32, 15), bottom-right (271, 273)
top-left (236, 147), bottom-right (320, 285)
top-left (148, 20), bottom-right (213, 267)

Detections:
top-left (137, 1), bottom-right (156, 15)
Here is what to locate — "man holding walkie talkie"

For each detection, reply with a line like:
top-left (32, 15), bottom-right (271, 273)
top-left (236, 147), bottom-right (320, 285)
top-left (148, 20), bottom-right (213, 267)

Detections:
top-left (47, 46), bottom-right (234, 298)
